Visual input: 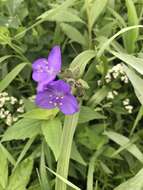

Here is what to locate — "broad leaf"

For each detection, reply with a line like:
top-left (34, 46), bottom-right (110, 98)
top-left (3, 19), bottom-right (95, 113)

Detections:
top-left (7, 159), bottom-right (33, 190)
top-left (114, 168), bottom-right (143, 190)
top-left (0, 147), bottom-right (8, 189)
top-left (123, 0), bottom-right (139, 53)
top-left (42, 119), bottom-right (62, 161)
top-left (61, 23), bottom-right (86, 45)
top-left (104, 131), bottom-right (143, 163)
top-left (78, 106), bottom-right (106, 123)
top-left (2, 118), bottom-right (41, 141)
top-left (88, 0), bottom-right (108, 30)
top-left (22, 108), bottom-right (59, 120)
top-left (123, 65), bottom-right (143, 105)
top-left (0, 62), bottom-right (27, 92)
top-left (38, 8), bottom-right (83, 23)
top-left (111, 51), bottom-right (143, 75)
top-left (71, 142), bottom-right (86, 166)
top-left (70, 50), bottom-right (95, 77)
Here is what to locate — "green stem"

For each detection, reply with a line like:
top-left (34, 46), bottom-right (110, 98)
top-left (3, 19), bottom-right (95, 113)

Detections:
top-left (85, 0), bottom-right (92, 49)
top-left (55, 112), bottom-right (79, 190)
top-left (87, 148), bottom-right (104, 190)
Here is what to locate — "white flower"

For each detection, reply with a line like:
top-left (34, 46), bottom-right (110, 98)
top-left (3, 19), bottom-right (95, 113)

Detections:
top-left (17, 106), bottom-right (24, 113)
top-left (0, 109), bottom-right (5, 118)
top-left (97, 80), bottom-right (102, 86)
top-left (112, 72), bottom-right (119, 79)
top-left (6, 114), bottom-right (13, 126)
top-left (113, 90), bottom-right (118, 95)
top-left (5, 97), bottom-right (10, 101)
top-left (4, 110), bottom-right (10, 116)
top-left (13, 117), bottom-right (18, 122)
top-left (19, 99), bottom-right (24, 105)
top-left (123, 98), bottom-right (130, 106)
top-left (1, 92), bottom-right (8, 97)
top-left (28, 95), bottom-right (36, 102)
top-left (0, 97), bottom-right (5, 108)
top-left (125, 105), bottom-right (133, 114)
top-left (10, 97), bottom-right (17, 104)
top-left (107, 92), bottom-right (114, 99)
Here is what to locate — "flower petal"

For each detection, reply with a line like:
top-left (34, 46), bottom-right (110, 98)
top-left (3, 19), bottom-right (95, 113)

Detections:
top-left (32, 71), bottom-right (56, 83)
top-left (35, 90), bottom-right (55, 109)
top-left (32, 57), bottom-right (57, 83)
top-left (50, 80), bottom-right (71, 94)
top-left (48, 46), bottom-right (61, 73)
top-left (59, 94), bottom-right (79, 115)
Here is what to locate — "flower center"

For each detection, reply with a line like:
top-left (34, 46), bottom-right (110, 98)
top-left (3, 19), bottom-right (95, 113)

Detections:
top-left (48, 95), bottom-right (64, 107)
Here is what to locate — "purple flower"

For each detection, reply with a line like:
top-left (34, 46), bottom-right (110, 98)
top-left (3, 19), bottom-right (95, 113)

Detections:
top-left (35, 80), bottom-right (79, 115)
top-left (32, 46), bottom-right (61, 92)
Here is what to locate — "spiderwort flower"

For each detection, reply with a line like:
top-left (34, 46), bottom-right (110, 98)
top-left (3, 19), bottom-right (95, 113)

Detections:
top-left (35, 80), bottom-right (79, 115)
top-left (32, 46), bottom-right (61, 92)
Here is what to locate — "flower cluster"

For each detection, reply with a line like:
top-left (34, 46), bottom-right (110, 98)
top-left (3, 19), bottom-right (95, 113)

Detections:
top-left (105, 63), bottom-right (128, 84)
top-left (107, 91), bottom-right (118, 100)
top-left (0, 92), bottom-right (25, 126)
top-left (32, 46), bottom-right (79, 115)
top-left (123, 98), bottom-right (133, 113)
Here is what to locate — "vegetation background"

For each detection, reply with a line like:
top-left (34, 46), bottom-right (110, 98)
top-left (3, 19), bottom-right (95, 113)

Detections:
top-left (1, 0), bottom-right (143, 190)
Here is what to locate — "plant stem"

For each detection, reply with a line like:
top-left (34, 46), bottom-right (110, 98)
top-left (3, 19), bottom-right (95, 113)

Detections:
top-left (55, 112), bottom-right (79, 190)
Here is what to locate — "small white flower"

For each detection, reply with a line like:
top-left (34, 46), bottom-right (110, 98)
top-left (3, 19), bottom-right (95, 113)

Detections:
top-left (6, 114), bottom-right (13, 126)
top-left (4, 110), bottom-right (10, 116)
top-left (5, 97), bottom-right (10, 101)
top-left (97, 80), bottom-right (102, 86)
top-left (113, 90), bottom-right (118, 95)
top-left (19, 99), bottom-right (24, 105)
top-left (2, 92), bottom-right (8, 97)
top-left (107, 92), bottom-right (114, 99)
top-left (13, 117), bottom-right (18, 122)
top-left (105, 78), bottom-right (111, 83)
top-left (28, 95), bottom-right (36, 102)
top-left (0, 97), bottom-right (5, 108)
top-left (10, 97), bottom-right (17, 104)
top-left (0, 109), bottom-right (5, 118)
top-left (123, 98), bottom-right (130, 106)
top-left (125, 105), bottom-right (133, 114)
top-left (112, 72), bottom-right (119, 79)
top-left (17, 106), bottom-right (24, 113)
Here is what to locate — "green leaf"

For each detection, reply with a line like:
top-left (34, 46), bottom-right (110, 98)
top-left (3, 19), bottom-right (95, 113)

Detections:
top-left (123, 65), bottom-right (143, 105)
top-left (0, 144), bottom-right (16, 165)
top-left (114, 168), bottom-right (143, 190)
top-left (88, 0), bottom-right (108, 30)
top-left (46, 167), bottom-right (81, 190)
top-left (0, 55), bottom-right (12, 64)
top-left (111, 51), bottom-right (143, 75)
top-left (123, 0), bottom-right (139, 53)
top-left (0, 147), bottom-right (8, 189)
top-left (97, 25), bottom-right (143, 58)
top-left (38, 8), bottom-right (83, 23)
top-left (88, 86), bottom-right (109, 106)
top-left (6, 0), bottom-right (24, 15)
top-left (71, 141), bottom-right (86, 166)
top-left (40, 143), bottom-right (51, 190)
top-left (42, 119), bottom-right (62, 161)
top-left (104, 131), bottom-right (143, 163)
top-left (78, 106), bottom-right (106, 123)
top-left (2, 118), bottom-right (41, 141)
top-left (0, 16), bottom-right (20, 29)
top-left (0, 62), bottom-right (27, 92)
top-left (22, 108), bottom-right (59, 120)
top-left (7, 159), bottom-right (33, 190)
top-left (70, 50), bottom-right (95, 77)
top-left (60, 23), bottom-right (86, 45)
